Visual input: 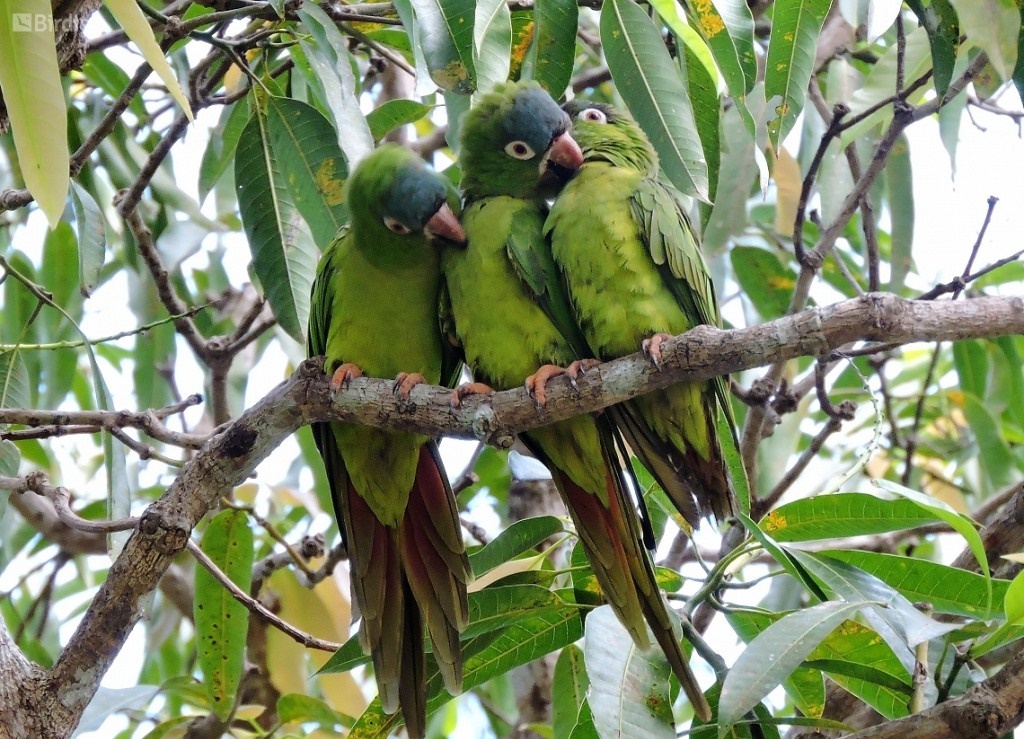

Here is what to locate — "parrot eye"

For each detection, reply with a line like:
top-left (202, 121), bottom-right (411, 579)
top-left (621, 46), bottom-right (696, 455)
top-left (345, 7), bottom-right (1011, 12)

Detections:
top-left (383, 216), bottom-right (412, 235)
top-left (504, 140), bottom-right (536, 160)
top-left (578, 107), bottom-right (607, 124)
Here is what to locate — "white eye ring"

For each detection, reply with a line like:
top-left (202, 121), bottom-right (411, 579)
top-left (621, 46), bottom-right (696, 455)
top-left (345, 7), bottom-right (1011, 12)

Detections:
top-left (383, 216), bottom-right (412, 234)
top-left (504, 140), bottom-right (535, 160)
top-left (578, 107), bottom-right (607, 123)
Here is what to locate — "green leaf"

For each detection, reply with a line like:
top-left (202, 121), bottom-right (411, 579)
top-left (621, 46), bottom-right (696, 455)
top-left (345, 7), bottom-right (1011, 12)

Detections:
top-left (69, 182), bottom-right (106, 298)
top-left (872, 479), bottom-right (991, 608)
top-left (725, 609), bottom-right (825, 718)
top-left (906, 0), bottom-right (960, 95)
top-left (235, 104), bottom-right (319, 341)
top-left (601, 0), bottom-right (709, 200)
top-left (730, 246), bottom-right (796, 319)
top-left (277, 693), bottom-right (347, 726)
top-left (953, 339), bottom-right (988, 398)
top-left (821, 550), bottom-right (1006, 620)
top-left (951, 0), bottom-right (1020, 80)
top-left (973, 568), bottom-right (1024, 658)
top-left (763, 0), bottom-right (831, 151)
top-left (719, 600), bottom-right (871, 727)
top-left (994, 336), bottom-right (1024, 430)
top-left (473, 0), bottom-right (512, 95)
top-left (584, 606), bottom-right (674, 739)
top-left (263, 96), bottom-right (349, 246)
top-left (365, 99), bottom-right (435, 142)
top-left (962, 391), bottom-right (1016, 490)
top-left (0, 0), bottom-right (69, 226)
top-left (761, 492), bottom-right (943, 542)
top-left (198, 100), bottom-right (249, 202)
top-left (679, 32), bottom-right (721, 201)
top-left (789, 550), bottom-right (960, 648)
top-left (0, 351), bottom-right (31, 410)
top-left (690, 0), bottom-right (756, 98)
top-left (528, 0), bottom-right (578, 97)
top-left (553, 644), bottom-right (590, 739)
top-left (410, 0), bottom-right (477, 93)
top-left (194, 510), bottom-right (254, 721)
top-left (469, 515), bottom-right (564, 577)
top-left (103, 0), bottom-right (194, 121)
top-left (296, 3), bottom-right (374, 167)
top-left (463, 584), bottom-right (568, 638)
top-left (81, 51), bottom-right (148, 119)
top-left (884, 133), bottom-right (914, 293)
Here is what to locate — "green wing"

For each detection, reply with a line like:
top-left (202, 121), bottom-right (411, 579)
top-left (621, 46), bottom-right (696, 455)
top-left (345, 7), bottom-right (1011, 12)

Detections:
top-left (307, 234), bottom-right (351, 544)
top-left (629, 176), bottom-right (749, 512)
top-left (437, 278), bottom-right (466, 389)
top-left (504, 205), bottom-right (592, 360)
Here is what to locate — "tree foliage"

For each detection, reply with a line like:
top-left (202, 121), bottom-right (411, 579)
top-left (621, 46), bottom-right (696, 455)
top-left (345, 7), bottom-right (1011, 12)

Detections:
top-left (0, 0), bottom-right (1023, 737)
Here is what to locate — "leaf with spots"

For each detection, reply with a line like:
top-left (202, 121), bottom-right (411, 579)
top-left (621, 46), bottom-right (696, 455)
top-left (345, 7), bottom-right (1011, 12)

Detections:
top-left (194, 509), bottom-right (254, 722)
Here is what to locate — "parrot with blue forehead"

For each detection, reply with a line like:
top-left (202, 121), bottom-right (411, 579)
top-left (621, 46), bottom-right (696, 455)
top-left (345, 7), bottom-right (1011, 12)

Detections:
top-left (441, 81), bottom-right (712, 721)
top-left (307, 144), bottom-right (471, 738)
top-left (545, 100), bottom-right (741, 530)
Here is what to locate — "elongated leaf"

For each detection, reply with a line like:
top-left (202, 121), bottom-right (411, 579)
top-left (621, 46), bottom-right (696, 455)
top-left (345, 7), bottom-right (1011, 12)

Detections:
top-left (235, 106), bottom-right (319, 340)
top-left (761, 492), bottom-right (942, 542)
top-left (296, 3), bottom-right (374, 167)
top-left (468, 515), bottom-right (564, 577)
top-left (365, 99), bottom-right (434, 141)
top-left (974, 569), bottom-right (1024, 658)
top-left (731, 246), bottom-right (796, 319)
top-left (725, 609), bottom-right (825, 718)
top-left (199, 100), bottom-right (249, 202)
top-left (585, 606), bottom-right (675, 739)
top-left (680, 33), bottom-right (721, 201)
top-left (693, 0), bottom-right (756, 98)
top-left (348, 603), bottom-right (584, 736)
top-left (263, 96), bottom-right (349, 246)
top-left (885, 133), bottom-right (914, 293)
top-left (601, 0), bottom-right (709, 200)
top-left (528, 0), bottom-right (578, 97)
top-left (0, 0), bottom-right (69, 226)
top-left (953, 339), bottom-right (988, 398)
top-left (410, 0), bottom-right (476, 93)
top-left (462, 583), bottom-right (566, 638)
top-left (103, 0), bottom-right (193, 121)
top-left (962, 391), bottom-right (1016, 490)
top-left (69, 182), bottom-right (106, 297)
top-left (822, 550), bottom-right (1006, 620)
top-left (951, 0), bottom-right (1019, 80)
top-left (906, 0), bottom-right (960, 95)
top-left (995, 336), bottom-right (1024, 430)
top-left (790, 550), bottom-right (960, 647)
top-left (195, 510), bottom-right (254, 721)
top-left (650, 0), bottom-right (718, 91)
top-left (719, 600), bottom-right (871, 726)
top-left (0, 351), bottom-right (30, 410)
top-left (763, 0), bottom-right (831, 150)
top-left (81, 51), bottom-right (148, 119)
top-left (553, 644), bottom-right (590, 739)
top-left (473, 0), bottom-right (511, 95)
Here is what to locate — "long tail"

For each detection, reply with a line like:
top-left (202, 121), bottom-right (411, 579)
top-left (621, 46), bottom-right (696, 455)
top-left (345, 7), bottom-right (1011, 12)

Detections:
top-left (341, 444), bottom-right (470, 738)
top-left (526, 426), bottom-right (712, 722)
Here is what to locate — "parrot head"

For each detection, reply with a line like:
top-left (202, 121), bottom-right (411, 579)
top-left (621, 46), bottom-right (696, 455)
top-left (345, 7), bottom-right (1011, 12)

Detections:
top-left (561, 100), bottom-right (657, 174)
top-left (348, 144), bottom-right (466, 248)
top-left (459, 81), bottom-right (585, 199)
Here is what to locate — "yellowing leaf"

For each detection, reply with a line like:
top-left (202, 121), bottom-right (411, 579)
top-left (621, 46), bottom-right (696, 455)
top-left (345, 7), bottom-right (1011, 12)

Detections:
top-left (773, 145), bottom-right (801, 236)
top-left (0, 0), bottom-right (70, 227)
top-left (103, 0), bottom-right (194, 121)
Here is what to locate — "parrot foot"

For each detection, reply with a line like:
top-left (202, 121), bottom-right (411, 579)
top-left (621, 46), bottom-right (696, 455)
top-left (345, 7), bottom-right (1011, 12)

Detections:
top-left (525, 364), bottom-right (566, 408)
top-left (330, 363), bottom-right (364, 391)
top-left (451, 382), bottom-right (495, 408)
top-left (393, 372), bottom-right (427, 400)
top-left (566, 359), bottom-right (601, 390)
top-left (641, 333), bottom-right (672, 371)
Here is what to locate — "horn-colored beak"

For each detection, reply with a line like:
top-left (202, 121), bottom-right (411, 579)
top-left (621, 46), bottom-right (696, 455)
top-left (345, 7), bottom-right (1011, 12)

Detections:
top-left (544, 131), bottom-right (585, 174)
top-left (425, 202), bottom-right (467, 246)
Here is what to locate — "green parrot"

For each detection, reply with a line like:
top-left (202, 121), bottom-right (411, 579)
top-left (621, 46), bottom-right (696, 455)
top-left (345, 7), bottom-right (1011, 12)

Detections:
top-left (442, 81), bottom-right (712, 721)
top-left (307, 144), bottom-right (471, 738)
top-left (545, 101), bottom-right (741, 530)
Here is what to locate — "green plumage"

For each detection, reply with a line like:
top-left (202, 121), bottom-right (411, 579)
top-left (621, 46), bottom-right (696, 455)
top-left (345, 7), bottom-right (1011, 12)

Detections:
top-left (546, 102), bottom-right (741, 527)
top-left (443, 82), bottom-right (711, 722)
top-left (308, 145), bottom-right (470, 739)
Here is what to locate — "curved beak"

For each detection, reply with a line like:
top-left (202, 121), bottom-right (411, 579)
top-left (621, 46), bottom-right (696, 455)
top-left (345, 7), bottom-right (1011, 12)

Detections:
top-left (542, 131), bottom-right (585, 177)
top-left (425, 202), bottom-right (467, 247)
